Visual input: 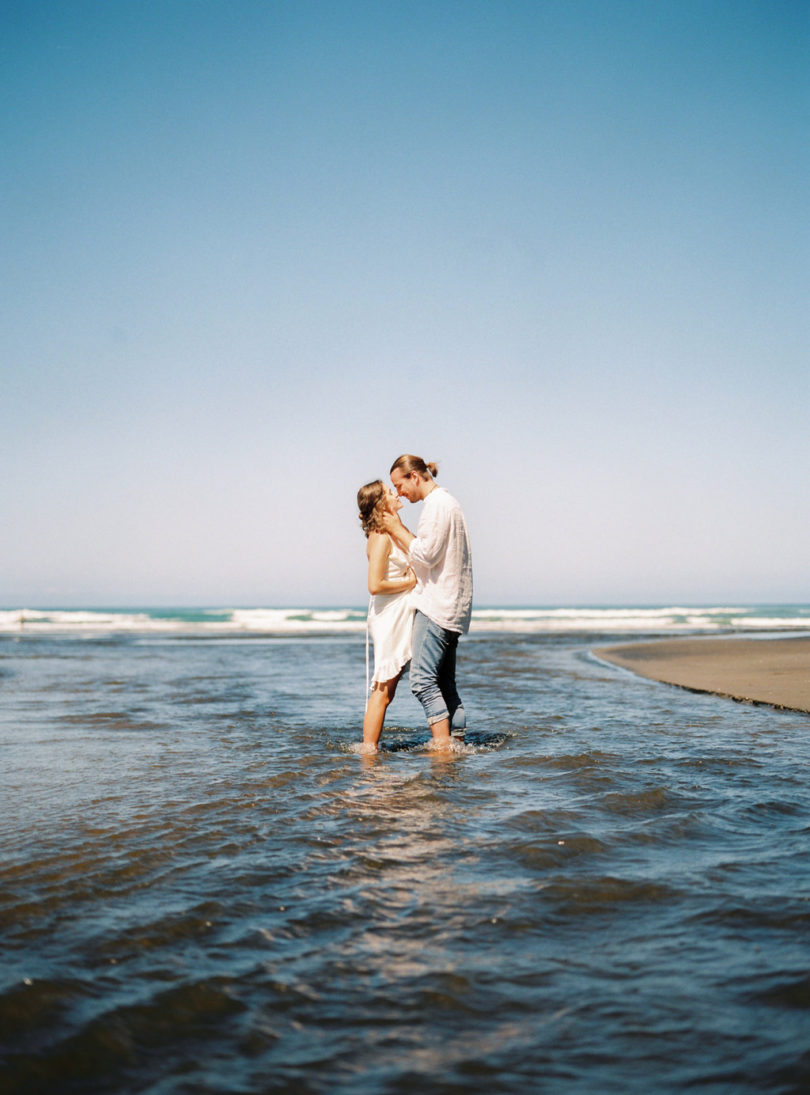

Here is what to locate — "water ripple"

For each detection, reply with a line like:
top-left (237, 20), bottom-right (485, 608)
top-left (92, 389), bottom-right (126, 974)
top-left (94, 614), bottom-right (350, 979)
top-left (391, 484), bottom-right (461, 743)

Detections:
top-left (2, 632), bottom-right (810, 1093)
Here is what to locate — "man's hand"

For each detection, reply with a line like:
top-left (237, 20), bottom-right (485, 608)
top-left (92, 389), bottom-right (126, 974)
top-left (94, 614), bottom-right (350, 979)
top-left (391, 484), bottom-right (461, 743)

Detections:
top-left (380, 510), bottom-right (403, 536)
top-left (381, 509), bottom-right (415, 552)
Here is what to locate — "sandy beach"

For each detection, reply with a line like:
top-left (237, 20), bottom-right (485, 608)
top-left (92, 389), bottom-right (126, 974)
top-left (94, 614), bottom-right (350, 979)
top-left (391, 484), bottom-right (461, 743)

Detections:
top-left (597, 635), bottom-right (810, 714)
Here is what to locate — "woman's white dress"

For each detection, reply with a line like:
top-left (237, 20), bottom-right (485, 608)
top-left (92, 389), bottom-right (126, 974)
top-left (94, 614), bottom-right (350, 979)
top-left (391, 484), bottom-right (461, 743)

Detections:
top-left (368, 540), bottom-right (414, 684)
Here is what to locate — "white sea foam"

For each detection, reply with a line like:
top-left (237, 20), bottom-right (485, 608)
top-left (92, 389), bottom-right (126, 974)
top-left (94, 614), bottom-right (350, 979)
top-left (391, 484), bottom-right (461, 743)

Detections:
top-left (0, 609), bottom-right (166, 631)
top-left (467, 607), bottom-right (803, 632)
top-left (728, 616), bottom-right (810, 630)
top-left (229, 609), bottom-right (361, 632)
top-left (1, 606), bottom-right (808, 636)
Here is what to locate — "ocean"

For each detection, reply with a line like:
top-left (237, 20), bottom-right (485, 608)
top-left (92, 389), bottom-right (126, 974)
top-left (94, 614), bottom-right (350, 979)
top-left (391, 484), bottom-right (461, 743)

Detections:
top-left (2, 605), bottom-right (810, 1093)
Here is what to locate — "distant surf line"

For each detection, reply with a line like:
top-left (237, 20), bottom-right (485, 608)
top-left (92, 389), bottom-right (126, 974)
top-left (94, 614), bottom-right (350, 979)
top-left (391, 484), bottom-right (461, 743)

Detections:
top-left (2, 605), bottom-right (810, 636)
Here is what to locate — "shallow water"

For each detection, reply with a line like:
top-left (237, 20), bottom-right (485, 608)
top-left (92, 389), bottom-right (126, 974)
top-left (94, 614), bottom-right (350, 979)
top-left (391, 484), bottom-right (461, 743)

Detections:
top-left (2, 630), bottom-right (810, 1094)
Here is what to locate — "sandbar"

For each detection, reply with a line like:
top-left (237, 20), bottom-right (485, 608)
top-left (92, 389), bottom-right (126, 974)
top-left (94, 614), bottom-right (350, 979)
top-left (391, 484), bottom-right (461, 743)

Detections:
top-left (596, 636), bottom-right (810, 714)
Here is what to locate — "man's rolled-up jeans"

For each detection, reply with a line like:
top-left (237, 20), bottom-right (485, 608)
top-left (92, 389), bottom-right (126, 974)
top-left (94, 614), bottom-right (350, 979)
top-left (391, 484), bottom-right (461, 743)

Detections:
top-left (410, 610), bottom-right (466, 736)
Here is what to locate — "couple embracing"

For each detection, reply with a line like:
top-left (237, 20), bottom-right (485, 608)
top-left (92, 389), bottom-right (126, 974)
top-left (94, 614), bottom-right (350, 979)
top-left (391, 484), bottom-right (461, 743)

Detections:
top-left (357, 454), bottom-right (473, 753)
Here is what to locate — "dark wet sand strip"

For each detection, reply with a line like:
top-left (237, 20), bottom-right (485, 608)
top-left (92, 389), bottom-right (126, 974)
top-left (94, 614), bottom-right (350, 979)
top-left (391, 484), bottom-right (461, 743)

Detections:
top-left (596, 636), bottom-right (810, 714)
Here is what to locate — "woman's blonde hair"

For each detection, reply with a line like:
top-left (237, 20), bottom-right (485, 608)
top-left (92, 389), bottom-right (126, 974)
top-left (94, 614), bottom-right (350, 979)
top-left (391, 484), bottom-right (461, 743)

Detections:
top-left (389, 454), bottom-right (438, 480)
top-left (357, 480), bottom-right (388, 537)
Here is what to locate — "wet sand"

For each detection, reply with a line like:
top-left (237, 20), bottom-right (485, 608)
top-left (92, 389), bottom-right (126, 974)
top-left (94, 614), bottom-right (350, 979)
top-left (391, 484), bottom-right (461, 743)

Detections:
top-left (596, 636), bottom-right (810, 714)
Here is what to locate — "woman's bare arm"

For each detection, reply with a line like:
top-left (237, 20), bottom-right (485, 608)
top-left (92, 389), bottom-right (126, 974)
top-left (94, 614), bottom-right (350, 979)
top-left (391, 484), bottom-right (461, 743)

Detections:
top-left (367, 532), bottom-right (416, 595)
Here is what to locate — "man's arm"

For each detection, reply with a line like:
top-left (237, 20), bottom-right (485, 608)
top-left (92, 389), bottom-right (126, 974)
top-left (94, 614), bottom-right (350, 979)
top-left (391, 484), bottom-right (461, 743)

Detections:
top-left (386, 498), bottom-right (450, 568)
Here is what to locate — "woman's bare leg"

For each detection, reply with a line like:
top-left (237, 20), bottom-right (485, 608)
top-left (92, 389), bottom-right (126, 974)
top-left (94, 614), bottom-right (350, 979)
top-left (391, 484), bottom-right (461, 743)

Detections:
top-left (362, 675), bottom-right (399, 749)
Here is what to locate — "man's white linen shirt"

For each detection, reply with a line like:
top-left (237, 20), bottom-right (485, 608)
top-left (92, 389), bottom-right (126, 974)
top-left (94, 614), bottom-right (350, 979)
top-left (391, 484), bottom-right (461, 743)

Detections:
top-left (408, 487), bottom-right (473, 635)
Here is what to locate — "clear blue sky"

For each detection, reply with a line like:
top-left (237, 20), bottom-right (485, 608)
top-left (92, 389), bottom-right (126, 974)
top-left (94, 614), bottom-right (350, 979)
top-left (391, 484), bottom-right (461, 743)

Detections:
top-left (2, 0), bottom-right (808, 606)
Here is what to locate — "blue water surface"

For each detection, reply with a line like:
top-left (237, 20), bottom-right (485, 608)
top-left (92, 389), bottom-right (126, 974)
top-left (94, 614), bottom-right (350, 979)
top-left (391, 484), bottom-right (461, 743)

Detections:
top-left (1, 629), bottom-right (809, 1094)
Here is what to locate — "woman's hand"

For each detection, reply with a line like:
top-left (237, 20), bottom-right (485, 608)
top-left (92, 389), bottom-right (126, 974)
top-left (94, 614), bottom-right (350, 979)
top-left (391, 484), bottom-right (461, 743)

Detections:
top-left (404, 567), bottom-right (417, 591)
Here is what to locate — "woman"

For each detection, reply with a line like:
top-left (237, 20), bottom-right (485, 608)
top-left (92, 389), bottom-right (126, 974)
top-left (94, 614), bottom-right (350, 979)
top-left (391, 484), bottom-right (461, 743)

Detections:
top-left (357, 479), bottom-right (417, 751)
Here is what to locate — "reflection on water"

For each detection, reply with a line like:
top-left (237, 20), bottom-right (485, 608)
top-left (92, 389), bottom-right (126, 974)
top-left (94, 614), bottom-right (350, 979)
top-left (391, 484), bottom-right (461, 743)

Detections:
top-left (1, 631), bottom-right (810, 1094)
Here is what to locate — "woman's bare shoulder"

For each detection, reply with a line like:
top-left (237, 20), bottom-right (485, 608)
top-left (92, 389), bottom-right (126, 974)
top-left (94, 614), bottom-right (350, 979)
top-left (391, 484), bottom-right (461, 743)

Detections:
top-left (366, 530), bottom-right (391, 556)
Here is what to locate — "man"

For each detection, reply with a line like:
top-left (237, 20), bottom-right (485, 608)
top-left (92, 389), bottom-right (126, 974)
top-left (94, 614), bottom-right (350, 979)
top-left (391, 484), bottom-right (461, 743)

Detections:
top-left (381, 454), bottom-right (473, 749)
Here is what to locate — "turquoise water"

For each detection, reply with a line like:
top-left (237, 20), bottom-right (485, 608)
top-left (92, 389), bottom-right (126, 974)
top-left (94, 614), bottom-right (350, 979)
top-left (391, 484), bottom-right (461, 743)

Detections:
top-left (2, 622), bottom-right (810, 1093)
